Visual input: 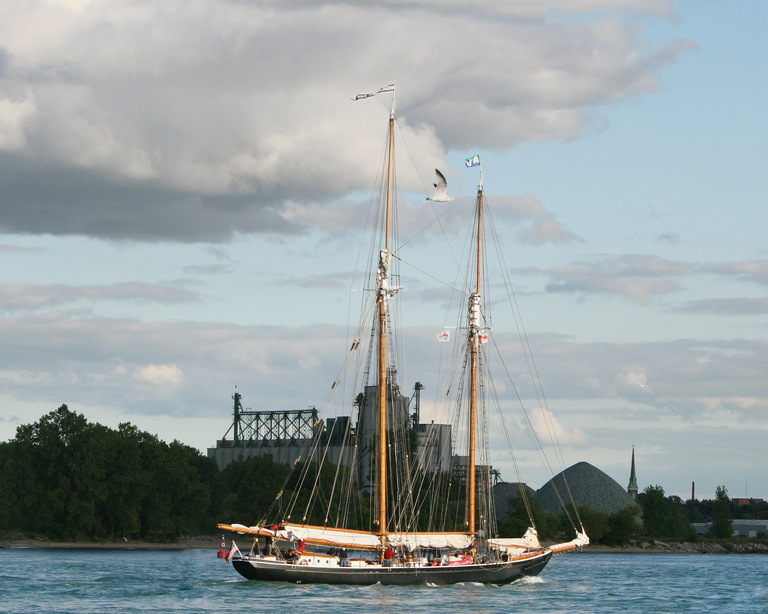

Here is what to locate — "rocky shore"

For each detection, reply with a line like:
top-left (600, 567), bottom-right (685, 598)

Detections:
top-left (580, 539), bottom-right (768, 554)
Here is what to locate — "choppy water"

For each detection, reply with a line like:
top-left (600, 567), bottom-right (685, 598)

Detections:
top-left (1, 548), bottom-right (766, 613)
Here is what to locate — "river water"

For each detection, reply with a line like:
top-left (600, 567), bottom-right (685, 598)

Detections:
top-left (1, 548), bottom-right (766, 613)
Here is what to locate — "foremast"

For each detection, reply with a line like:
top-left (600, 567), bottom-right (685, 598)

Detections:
top-left (467, 178), bottom-right (484, 539)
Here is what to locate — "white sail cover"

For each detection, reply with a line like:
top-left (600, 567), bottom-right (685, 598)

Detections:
top-left (218, 523), bottom-right (274, 536)
top-left (549, 531), bottom-right (590, 553)
top-left (219, 523), bottom-right (380, 549)
top-left (486, 527), bottom-right (542, 551)
top-left (387, 532), bottom-right (473, 550)
top-left (220, 523), bottom-right (473, 550)
top-left (280, 523), bottom-right (381, 549)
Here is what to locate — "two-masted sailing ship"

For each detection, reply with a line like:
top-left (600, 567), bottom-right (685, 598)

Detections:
top-left (217, 92), bottom-right (588, 585)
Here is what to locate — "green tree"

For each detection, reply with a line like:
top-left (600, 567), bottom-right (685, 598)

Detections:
top-left (0, 441), bottom-right (15, 530)
top-left (10, 405), bottom-right (108, 538)
top-left (164, 440), bottom-right (218, 535)
top-left (602, 505), bottom-right (642, 546)
top-left (497, 493), bottom-right (560, 541)
top-left (5, 405), bottom-right (218, 541)
top-left (560, 504), bottom-right (608, 543)
top-left (137, 436), bottom-right (217, 539)
top-left (709, 485), bottom-right (733, 538)
top-left (640, 485), bottom-right (668, 537)
top-left (217, 455), bottom-right (291, 525)
top-left (640, 485), bottom-right (693, 540)
top-left (96, 423), bottom-right (146, 538)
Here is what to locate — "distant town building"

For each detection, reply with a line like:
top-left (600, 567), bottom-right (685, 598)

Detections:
top-left (627, 446), bottom-right (638, 502)
top-left (693, 519), bottom-right (768, 538)
top-left (731, 498), bottom-right (765, 506)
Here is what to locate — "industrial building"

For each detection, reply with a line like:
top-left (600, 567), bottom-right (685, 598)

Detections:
top-left (208, 380), bottom-right (454, 492)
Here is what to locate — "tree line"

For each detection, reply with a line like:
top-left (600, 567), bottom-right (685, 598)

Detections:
top-left (501, 482), bottom-right (767, 546)
top-left (1, 405), bottom-right (765, 544)
top-left (0, 405), bottom-right (303, 541)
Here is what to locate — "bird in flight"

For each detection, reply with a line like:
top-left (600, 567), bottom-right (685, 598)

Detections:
top-left (427, 169), bottom-right (453, 202)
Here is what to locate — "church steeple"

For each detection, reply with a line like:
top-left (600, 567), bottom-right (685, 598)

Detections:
top-left (627, 446), bottom-right (638, 502)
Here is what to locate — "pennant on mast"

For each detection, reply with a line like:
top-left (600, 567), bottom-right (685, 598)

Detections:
top-left (353, 83), bottom-right (395, 101)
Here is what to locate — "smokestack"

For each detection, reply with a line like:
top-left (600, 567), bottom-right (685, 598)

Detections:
top-left (691, 481), bottom-right (695, 501)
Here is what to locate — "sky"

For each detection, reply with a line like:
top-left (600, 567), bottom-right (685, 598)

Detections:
top-left (1, 0), bottom-right (767, 502)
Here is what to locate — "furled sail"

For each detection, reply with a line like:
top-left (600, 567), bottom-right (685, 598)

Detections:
top-left (218, 523), bottom-right (475, 551)
top-left (487, 527), bottom-right (542, 552)
top-left (387, 532), bottom-right (473, 550)
top-left (281, 523), bottom-right (381, 549)
top-left (218, 523), bottom-right (382, 550)
top-left (549, 531), bottom-right (590, 553)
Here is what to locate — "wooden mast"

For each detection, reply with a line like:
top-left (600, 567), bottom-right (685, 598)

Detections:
top-left (376, 110), bottom-right (395, 541)
top-left (467, 182), bottom-right (483, 536)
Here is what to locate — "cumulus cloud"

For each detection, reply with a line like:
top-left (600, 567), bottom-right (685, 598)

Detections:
top-left (616, 370), bottom-right (650, 393)
top-left (525, 256), bottom-right (768, 306)
top-left (678, 297), bottom-right (768, 315)
top-left (530, 407), bottom-right (588, 447)
top-left (133, 363), bottom-right (184, 388)
top-left (6, 307), bottom-right (765, 428)
top-left (0, 282), bottom-right (200, 311)
top-left (494, 195), bottom-right (582, 245)
top-left (0, 243), bottom-right (45, 254)
top-left (0, 312), bottom-right (348, 421)
top-left (700, 260), bottom-right (768, 286)
top-left (526, 333), bottom-right (768, 424)
top-left (0, 0), bottom-right (690, 242)
top-left (543, 254), bottom-right (692, 301)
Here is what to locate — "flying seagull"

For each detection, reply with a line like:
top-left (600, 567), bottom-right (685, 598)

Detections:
top-left (427, 169), bottom-right (453, 202)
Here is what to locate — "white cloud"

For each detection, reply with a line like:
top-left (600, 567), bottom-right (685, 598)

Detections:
top-left (0, 93), bottom-right (35, 150)
top-left (530, 407), bottom-right (588, 447)
top-left (133, 363), bottom-right (183, 388)
top-left (0, 0), bottom-right (690, 241)
top-left (543, 254), bottom-right (690, 301)
top-left (0, 282), bottom-right (200, 311)
top-left (616, 370), bottom-right (650, 392)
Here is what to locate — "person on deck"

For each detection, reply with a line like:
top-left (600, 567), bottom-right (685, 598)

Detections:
top-left (383, 546), bottom-right (395, 566)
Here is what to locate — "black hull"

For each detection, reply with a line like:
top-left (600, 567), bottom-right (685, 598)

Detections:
top-left (231, 551), bottom-right (552, 586)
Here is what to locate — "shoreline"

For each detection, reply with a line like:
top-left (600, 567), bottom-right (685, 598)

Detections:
top-left (573, 540), bottom-right (768, 554)
top-left (3, 534), bottom-right (767, 554)
top-left (1, 534), bottom-right (221, 551)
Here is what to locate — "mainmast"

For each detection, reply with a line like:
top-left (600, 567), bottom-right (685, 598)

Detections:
top-left (376, 109), bottom-right (396, 541)
top-left (467, 181), bottom-right (484, 537)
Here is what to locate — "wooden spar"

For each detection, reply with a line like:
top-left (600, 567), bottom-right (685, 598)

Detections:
top-left (377, 111), bottom-right (395, 541)
top-left (467, 184), bottom-right (484, 536)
